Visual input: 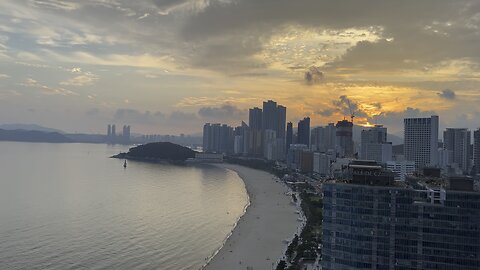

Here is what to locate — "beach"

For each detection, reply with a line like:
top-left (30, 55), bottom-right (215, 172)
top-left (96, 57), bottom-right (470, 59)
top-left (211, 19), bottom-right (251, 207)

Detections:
top-left (204, 164), bottom-right (301, 270)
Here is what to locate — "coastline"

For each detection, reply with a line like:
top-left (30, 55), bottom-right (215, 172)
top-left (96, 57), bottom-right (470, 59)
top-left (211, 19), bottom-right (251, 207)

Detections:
top-left (203, 164), bottom-right (301, 270)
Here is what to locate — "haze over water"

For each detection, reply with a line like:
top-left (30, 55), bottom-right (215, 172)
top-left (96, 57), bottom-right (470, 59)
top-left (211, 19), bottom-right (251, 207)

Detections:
top-left (0, 142), bottom-right (248, 270)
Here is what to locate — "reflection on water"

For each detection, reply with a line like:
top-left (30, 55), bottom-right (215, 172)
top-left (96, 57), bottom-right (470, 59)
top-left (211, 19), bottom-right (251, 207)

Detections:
top-left (0, 142), bottom-right (248, 270)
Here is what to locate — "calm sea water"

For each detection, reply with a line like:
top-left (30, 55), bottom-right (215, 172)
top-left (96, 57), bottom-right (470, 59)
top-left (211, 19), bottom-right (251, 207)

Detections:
top-left (0, 142), bottom-right (248, 270)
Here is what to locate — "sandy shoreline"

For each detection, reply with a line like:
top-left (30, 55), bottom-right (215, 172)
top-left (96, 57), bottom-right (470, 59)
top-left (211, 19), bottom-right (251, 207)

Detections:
top-left (203, 164), bottom-right (301, 270)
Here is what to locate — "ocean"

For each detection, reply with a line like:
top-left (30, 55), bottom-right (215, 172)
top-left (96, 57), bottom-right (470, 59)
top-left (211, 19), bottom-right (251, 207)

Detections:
top-left (0, 142), bottom-right (248, 270)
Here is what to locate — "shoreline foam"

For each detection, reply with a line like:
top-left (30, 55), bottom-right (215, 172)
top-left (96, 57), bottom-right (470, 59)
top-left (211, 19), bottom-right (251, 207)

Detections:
top-left (203, 164), bottom-right (300, 270)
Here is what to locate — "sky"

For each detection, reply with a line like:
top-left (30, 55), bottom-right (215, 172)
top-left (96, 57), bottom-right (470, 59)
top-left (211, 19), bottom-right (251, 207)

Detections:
top-left (0, 0), bottom-right (479, 136)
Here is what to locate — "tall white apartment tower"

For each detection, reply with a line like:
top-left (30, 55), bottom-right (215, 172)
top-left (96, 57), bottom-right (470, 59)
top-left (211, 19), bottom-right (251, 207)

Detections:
top-left (404, 116), bottom-right (439, 168)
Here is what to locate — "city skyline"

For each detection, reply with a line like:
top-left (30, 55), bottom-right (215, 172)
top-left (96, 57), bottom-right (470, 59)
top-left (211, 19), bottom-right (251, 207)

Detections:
top-left (0, 1), bottom-right (479, 135)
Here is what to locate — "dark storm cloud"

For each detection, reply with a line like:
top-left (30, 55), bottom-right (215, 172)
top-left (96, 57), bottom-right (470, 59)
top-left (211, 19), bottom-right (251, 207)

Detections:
top-left (332, 95), bottom-right (368, 118)
top-left (305, 67), bottom-right (324, 85)
top-left (437, 89), bottom-right (456, 100)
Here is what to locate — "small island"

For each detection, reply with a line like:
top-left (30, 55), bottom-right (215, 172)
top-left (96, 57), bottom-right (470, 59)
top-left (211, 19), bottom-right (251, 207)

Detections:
top-left (111, 142), bottom-right (197, 163)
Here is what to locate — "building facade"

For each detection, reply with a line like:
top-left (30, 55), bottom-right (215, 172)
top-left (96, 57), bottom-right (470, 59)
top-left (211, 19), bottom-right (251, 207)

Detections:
top-left (475, 129), bottom-right (480, 175)
top-left (443, 128), bottom-right (471, 173)
top-left (322, 173), bottom-right (480, 270)
top-left (386, 160), bottom-right (416, 181)
top-left (286, 122), bottom-right (293, 152)
top-left (404, 116), bottom-right (439, 169)
top-left (202, 123), bottom-right (234, 154)
top-left (298, 117), bottom-right (311, 147)
top-left (336, 120), bottom-right (354, 158)
top-left (313, 152), bottom-right (332, 177)
top-left (311, 123), bottom-right (337, 152)
top-left (248, 107), bottom-right (263, 130)
top-left (360, 125), bottom-right (392, 163)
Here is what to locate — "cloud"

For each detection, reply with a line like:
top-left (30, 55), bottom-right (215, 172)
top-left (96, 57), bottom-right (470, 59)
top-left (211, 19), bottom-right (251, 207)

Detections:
top-left (31, 0), bottom-right (81, 11)
top-left (176, 96), bottom-right (258, 107)
top-left (86, 108), bottom-right (100, 116)
top-left (332, 95), bottom-right (368, 118)
top-left (21, 78), bottom-right (78, 96)
top-left (115, 110), bottom-right (203, 134)
top-left (153, 0), bottom-right (213, 15)
top-left (179, 0), bottom-right (480, 78)
top-left (369, 107), bottom-right (438, 135)
top-left (113, 108), bottom-right (200, 127)
top-left (437, 89), bottom-right (456, 100)
top-left (315, 109), bottom-right (334, 117)
top-left (305, 66), bottom-right (324, 85)
top-left (198, 104), bottom-right (247, 120)
top-left (60, 72), bottom-right (98, 86)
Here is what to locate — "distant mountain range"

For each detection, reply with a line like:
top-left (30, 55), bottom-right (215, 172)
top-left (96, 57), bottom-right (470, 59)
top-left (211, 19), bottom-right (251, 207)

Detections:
top-left (0, 129), bottom-right (72, 143)
top-left (0, 124), bottom-right (65, 134)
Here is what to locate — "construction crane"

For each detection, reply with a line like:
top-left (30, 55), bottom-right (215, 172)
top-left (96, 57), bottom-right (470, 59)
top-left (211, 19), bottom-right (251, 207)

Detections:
top-left (346, 99), bottom-right (355, 124)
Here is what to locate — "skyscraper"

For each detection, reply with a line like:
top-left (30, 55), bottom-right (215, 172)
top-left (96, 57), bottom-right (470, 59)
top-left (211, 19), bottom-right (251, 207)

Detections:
top-left (233, 122), bottom-right (248, 155)
top-left (286, 122), bottom-right (293, 152)
top-left (262, 100), bottom-right (277, 131)
top-left (297, 117), bottom-right (310, 146)
top-left (360, 125), bottom-right (392, 163)
top-left (122, 125), bottom-right (131, 144)
top-left (404, 116), bottom-right (439, 168)
top-left (336, 120), bottom-right (354, 157)
top-left (276, 105), bottom-right (286, 140)
top-left (444, 128), bottom-right (471, 173)
top-left (311, 123), bottom-right (337, 152)
top-left (474, 129), bottom-right (480, 175)
top-left (261, 100), bottom-right (287, 159)
top-left (248, 107), bottom-right (262, 130)
top-left (202, 123), bottom-right (234, 154)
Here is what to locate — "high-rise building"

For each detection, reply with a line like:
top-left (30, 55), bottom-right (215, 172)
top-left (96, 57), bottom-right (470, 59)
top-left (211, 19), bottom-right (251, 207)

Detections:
top-left (233, 122), bottom-right (248, 155)
top-left (276, 105), bottom-right (286, 139)
top-left (286, 122), bottom-right (293, 152)
top-left (287, 144), bottom-right (309, 170)
top-left (263, 129), bottom-right (277, 160)
top-left (313, 152), bottom-right (333, 177)
top-left (322, 163), bottom-right (480, 270)
top-left (444, 128), bottom-right (471, 173)
top-left (260, 100), bottom-right (287, 159)
top-left (202, 123), bottom-right (234, 154)
top-left (262, 100), bottom-right (277, 131)
top-left (311, 123), bottom-right (337, 152)
top-left (122, 125), bottom-right (131, 144)
top-left (248, 107), bottom-right (262, 130)
top-left (297, 117), bottom-right (310, 146)
top-left (111, 124), bottom-right (116, 138)
top-left (360, 125), bottom-right (392, 163)
top-left (475, 129), bottom-right (480, 175)
top-left (336, 120), bottom-right (354, 157)
top-left (404, 115), bottom-right (439, 168)
top-left (107, 124), bottom-right (112, 138)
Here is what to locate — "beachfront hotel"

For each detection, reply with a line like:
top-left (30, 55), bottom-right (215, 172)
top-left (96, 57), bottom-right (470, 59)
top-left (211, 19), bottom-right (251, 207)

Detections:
top-left (321, 161), bottom-right (480, 270)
